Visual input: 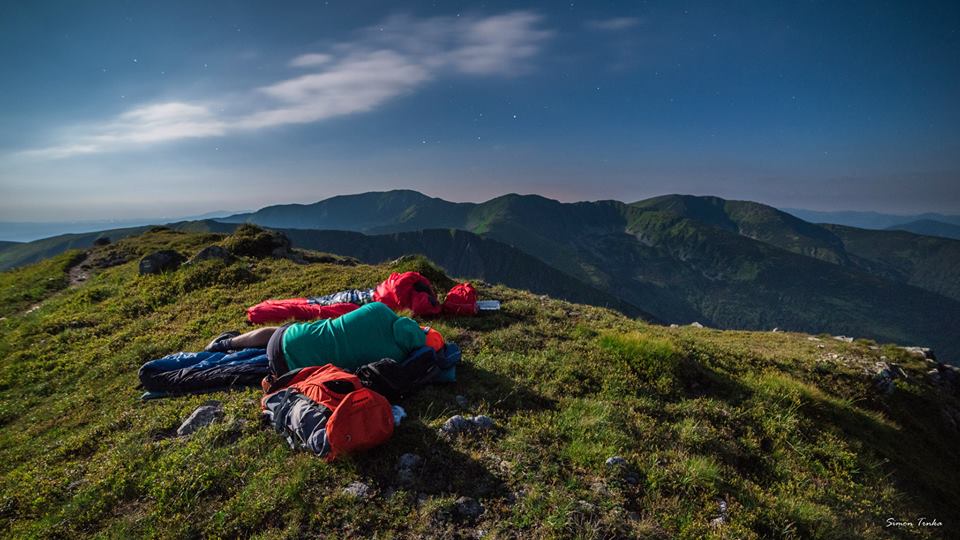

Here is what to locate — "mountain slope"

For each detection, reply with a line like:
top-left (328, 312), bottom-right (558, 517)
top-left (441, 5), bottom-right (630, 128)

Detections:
top-left (280, 227), bottom-right (652, 319)
top-left (221, 190), bottom-right (471, 232)
top-left (8, 191), bottom-right (960, 361)
top-left (886, 219), bottom-right (960, 240)
top-left (0, 227), bottom-right (957, 538)
top-left (824, 224), bottom-right (960, 303)
top-left (0, 220), bottom-right (235, 271)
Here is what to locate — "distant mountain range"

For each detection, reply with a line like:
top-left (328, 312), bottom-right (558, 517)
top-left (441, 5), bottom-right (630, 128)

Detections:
top-left (781, 207), bottom-right (960, 230)
top-left (0, 210), bottom-right (245, 243)
top-left (3, 190), bottom-right (959, 361)
top-left (885, 219), bottom-right (960, 240)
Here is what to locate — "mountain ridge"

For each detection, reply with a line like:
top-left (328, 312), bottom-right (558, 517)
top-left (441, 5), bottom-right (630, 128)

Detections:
top-left (4, 190), bottom-right (959, 361)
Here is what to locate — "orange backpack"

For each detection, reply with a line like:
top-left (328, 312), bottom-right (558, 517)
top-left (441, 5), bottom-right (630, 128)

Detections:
top-left (261, 364), bottom-right (394, 461)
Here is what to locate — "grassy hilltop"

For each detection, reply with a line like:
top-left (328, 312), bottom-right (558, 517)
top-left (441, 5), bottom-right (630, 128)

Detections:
top-left (0, 226), bottom-right (958, 539)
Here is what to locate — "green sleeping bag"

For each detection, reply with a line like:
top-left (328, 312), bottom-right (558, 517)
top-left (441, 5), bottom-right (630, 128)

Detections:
top-left (281, 302), bottom-right (426, 371)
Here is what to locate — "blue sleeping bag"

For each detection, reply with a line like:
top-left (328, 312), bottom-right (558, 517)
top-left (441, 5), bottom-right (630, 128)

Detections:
top-left (139, 348), bottom-right (270, 397)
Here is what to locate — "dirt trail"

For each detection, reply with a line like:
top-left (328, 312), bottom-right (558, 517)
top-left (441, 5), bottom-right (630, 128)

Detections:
top-left (67, 252), bottom-right (91, 287)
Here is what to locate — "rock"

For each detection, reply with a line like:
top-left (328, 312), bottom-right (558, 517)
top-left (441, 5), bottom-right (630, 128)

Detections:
top-left (873, 362), bottom-right (906, 395)
top-left (190, 245), bottom-right (235, 264)
top-left (590, 480), bottom-right (610, 496)
top-left (93, 251), bottom-right (131, 268)
top-left (342, 481), bottom-right (372, 499)
top-left (454, 496), bottom-right (483, 521)
top-left (771, 327), bottom-right (779, 333)
top-left (710, 499), bottom-right (729, 527)
top-left (472, 415), bottom-right (496, 431)
top-left (605, 456), bottom-right (628, 468)
top-left (669, 324), bottom-right (679, 328)
top-left (900, 346), bottom-right (936, 361)
top-left (455, 394), bottom-right (469, 408)
top-left (807, 336), bottom-right (822, 342)
top-left (689, 322), bottom-right (704, 328)
top-left (139, 250), bottom-right (185, 275)
top-left (93, 237), bottom-right (111, 246)
top-left (397, 453), bottom-right (423, 471)
top-left (441, 415), bottom-right (474, 435)
top-left (177, 402), bottom-right (224, 436)
top-left (832, 335), bottom-right (855, 343)
top-left (440, 415), bottom-right (495, 436)
top-left (932, 363), bottom-right (960, 394)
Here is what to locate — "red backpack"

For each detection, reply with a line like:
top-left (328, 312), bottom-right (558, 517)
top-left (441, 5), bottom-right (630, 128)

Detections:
top-left (442, 282), bottom-right (478, 315)
top-left (261, 364), bottom-right (394, 461)
top-left (373, 271), bottom-right (442, 317)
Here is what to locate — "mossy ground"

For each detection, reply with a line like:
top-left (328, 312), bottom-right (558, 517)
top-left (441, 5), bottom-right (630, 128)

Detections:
top-left (1, 228), bottom-right (957, 539)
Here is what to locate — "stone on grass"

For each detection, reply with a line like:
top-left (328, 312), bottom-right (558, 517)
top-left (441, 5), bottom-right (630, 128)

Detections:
top-left (605, 456), bottom-right (628, 468)
top-left (832, 335), bottom-right (855, 343)
top-left (190, 245), bottom-right (235, 264)
top-left (900, 346), bottom-right (936, 361)
top-left (440, 414), bottom-right (496, 436)
top-left (454, 496), bottom-right (483, 521)
top-left (472, 415), bottom-right (495, 430)
top-left (441, 415), bottom-right (474, 435)
top-left (689, 322), bottom-right (704, 328)
top-left (342, 481), bottom-right (372, 499)
top-left (139, 250), bottom-right (186, 275)
top-left (177, 402), bottom-right (224, 436)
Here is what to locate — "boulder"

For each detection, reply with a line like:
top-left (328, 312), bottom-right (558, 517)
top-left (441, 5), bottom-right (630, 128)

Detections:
top-left (900, 346), bottom-right (936, 361)
top-left (139, 250), bottom-right (185, 275)
top-left (93, 237), bottom-right (111, 246)
top-left (189, 245), bottom-right (236, 264)
top-left (873, 362), bottom-right (907, 395)
top-left (689, 322), bottom-right (704, 328)
top-left (832, 335), bottom-right (855, 343)
top-left (177, 402), bottom-right (224, 436)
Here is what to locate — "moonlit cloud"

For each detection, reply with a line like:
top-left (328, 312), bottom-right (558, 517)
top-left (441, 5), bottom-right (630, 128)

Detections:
top-left (289, 53), bottom-right (333, 67)
top-left (586, 17), bottom-right (641, 31)
top-left (22, 11), bottom-right (553, 159)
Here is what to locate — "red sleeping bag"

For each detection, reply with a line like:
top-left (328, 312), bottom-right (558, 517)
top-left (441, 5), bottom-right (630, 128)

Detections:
top-left (246, 299), bottom-right (359, 325)
top-left (442, 282), bottom-right (478, 315)
top-left (373, 271), bottom-right (442, 317)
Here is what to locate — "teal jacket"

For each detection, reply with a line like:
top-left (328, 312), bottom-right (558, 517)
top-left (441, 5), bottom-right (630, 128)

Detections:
top-left (281, 302), bottom-right (426, 371)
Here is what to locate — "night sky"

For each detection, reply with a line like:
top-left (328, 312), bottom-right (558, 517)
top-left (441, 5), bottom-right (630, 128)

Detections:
top-left (1, 0), bottom-right (958, 220)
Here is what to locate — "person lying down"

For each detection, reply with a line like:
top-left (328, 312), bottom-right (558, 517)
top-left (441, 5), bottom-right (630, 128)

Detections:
top-left (204, 301), bottom-right (444, 376)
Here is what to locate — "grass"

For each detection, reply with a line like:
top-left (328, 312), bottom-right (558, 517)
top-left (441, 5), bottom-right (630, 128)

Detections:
top-left (0, 226), bottom-right (957, 538)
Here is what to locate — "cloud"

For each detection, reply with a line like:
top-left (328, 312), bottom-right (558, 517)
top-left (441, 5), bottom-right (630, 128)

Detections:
top-left (22, 11), bottom-right (553, 159)
top-left (289, 53), bottom-right (333, 67)
top-left (586, 17), bottom-right (641, 31)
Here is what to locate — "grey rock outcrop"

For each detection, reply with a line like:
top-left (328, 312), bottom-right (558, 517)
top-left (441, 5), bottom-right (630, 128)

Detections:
top-left (177, 402), bottom-right (224, 436)
top-left (139, 250), bottom-right (186, 275)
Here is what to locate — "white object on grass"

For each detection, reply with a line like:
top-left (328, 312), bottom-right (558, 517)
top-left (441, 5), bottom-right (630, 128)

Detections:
top-left (477, 300), bottom-right (501, 311)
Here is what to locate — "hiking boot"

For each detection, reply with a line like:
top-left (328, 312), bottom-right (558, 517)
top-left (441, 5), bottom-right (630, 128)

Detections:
top-left (204, 331), bottom-right (241, 353)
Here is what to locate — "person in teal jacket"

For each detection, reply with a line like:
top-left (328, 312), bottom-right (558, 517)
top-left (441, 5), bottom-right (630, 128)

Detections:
top-left (204, 302), bottom-right (438, 375)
